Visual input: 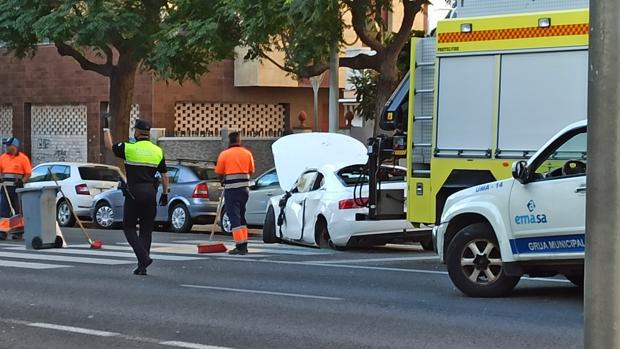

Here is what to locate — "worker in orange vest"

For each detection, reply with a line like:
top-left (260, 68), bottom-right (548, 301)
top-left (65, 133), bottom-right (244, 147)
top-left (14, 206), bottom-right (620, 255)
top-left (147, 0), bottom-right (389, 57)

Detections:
top-left (215, 132), bottom-right (255, 255)
top-left (0, 137), bottom-right (31, 217)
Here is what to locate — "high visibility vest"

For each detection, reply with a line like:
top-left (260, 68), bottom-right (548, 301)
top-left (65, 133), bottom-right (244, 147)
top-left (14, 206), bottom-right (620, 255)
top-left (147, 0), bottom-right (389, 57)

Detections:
top-left (124, 141), bottom-right (164, 168)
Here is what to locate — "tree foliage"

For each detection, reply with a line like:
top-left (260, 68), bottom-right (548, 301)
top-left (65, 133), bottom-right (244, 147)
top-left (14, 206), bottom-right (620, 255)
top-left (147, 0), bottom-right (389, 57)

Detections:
top-left (0, 0), bottom-right (239, 81)
top-left (228, 0), bottom-right (429, 132)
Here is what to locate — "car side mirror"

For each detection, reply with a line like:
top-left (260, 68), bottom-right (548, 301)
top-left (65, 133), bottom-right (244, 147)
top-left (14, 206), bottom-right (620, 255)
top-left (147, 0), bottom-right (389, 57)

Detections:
top-left (512, 160), bottom-right (529, 184)
top-left (249, 180), bottom-right (257, 189)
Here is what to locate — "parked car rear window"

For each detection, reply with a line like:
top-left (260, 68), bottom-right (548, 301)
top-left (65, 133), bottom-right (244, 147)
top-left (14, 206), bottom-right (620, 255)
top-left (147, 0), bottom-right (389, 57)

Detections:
top-left (79, 167), bottom-right (122, 182)
top-left (187, 166), bottom-right (217, 181)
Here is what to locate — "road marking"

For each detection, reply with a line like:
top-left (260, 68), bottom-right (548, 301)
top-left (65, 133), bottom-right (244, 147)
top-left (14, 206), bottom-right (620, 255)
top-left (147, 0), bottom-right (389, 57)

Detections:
top-left (28, 323), bottom-right (120, 337)
top-left (3, 246), bottom-right (203, 261)
top-left (180, 284), bottom-right (344, 301)
top-left (307, 256), bottom-right (439, 264)
top-left (0, 260), bottom-right (69, 269)
top-left (175, 240), bottom-right (334, 255)
top-left (0, 318), bottom-right (233, 349)
top-left (217, 258), bottom-right (572, 283)
top-left (0, 251), bottom-right (132, 265)
top-left (160, 340), bottom-right (232, 349)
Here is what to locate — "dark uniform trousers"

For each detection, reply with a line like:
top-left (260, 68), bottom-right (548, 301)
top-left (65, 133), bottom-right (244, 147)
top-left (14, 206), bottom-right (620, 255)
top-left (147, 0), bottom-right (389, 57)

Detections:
top-left (224, 187), bottom-right (250, 239)
top-left (123, 183), bottom-right (157, 265)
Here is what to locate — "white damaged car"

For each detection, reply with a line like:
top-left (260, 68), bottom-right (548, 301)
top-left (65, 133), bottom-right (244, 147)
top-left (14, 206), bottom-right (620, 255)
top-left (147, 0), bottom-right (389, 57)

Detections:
top-left (262, 133), bottom-right (430, 250)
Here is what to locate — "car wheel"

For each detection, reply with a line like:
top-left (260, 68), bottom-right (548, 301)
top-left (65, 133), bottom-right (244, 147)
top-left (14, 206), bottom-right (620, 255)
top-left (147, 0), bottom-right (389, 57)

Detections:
top-left (262, 206), bottom-right (279, 243)
top-left (315, 218), bottom-right (345, 251)
top-left (446, 222), bottom-right (520, 297)
top-left (57, 200), bottom-right (76, 227)
top-left (170, 203), bottom-right (193, 233)
top-left (565, 273), bottom-right (584, 288)
top-left (94, 201), bottom-right (116, 230)
top-left (220, 205), bottom-right (232, 235)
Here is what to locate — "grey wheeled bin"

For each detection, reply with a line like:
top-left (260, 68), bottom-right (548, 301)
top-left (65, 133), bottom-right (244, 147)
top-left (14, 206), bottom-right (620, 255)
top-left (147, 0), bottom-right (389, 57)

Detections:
top-left (16, 186), bottom-right (63, 250)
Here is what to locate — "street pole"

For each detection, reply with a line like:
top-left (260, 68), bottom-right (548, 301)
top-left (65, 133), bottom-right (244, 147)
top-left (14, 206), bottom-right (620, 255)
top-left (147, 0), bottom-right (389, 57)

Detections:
top-left (585, 1), bottom-right (620, 348)
top-left (328, 41), bottom-right (339, 133)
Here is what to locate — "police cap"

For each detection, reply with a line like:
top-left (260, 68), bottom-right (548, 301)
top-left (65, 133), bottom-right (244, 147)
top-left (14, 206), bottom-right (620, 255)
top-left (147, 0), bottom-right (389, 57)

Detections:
top-left (135, 119), bottom-right (152, 131)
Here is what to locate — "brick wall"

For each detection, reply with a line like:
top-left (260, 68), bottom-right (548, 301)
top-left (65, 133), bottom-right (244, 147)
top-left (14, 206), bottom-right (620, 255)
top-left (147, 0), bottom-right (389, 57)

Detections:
top-left (158, 137), bottom-right (276, 175)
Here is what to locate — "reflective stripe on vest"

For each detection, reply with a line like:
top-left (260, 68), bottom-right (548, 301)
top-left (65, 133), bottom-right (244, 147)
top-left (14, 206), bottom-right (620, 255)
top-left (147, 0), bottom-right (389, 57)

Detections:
top-left (1, 173), bottom-right (23, 180)
top-left (124, 141), bottom-right (163, 168)
top-left (223, 173), bottom-right (251, 188)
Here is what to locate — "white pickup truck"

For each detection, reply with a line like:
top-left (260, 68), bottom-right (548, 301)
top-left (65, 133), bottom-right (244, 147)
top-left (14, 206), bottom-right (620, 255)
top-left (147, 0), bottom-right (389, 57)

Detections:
top-left (433, 120), bottom-right (587, 297)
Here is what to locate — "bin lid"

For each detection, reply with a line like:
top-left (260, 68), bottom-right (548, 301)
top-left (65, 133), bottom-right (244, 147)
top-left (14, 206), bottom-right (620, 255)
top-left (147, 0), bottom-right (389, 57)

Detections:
top-left (16, 186), bottom-right (60, 193)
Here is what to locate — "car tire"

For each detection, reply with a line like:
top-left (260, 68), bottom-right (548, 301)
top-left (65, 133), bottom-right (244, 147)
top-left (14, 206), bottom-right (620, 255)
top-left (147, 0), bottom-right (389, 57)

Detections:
top-left (446, 222), bottom-right (520, 297)
top-left (262, 206), bottom-right (279, 243)
top-left (220, 205), bottom-right (232, 235)
top-left (94, 201), bottom-right (116, 230)
top-left (56, 199), bottom-right (76, 227)
top-left (565, 273), bottom-right (584, 288)
top-left (315, 218), bottom-right (345, 251)
top-left (169, 203), bottom-right (193, 233)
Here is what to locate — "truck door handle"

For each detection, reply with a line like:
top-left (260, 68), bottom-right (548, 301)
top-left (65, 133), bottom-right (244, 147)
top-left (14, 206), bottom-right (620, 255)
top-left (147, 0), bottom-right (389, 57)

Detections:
top-left (266, 192), bottom-right (273, 197)
top-left (575, 185), bottom-right (587, 194)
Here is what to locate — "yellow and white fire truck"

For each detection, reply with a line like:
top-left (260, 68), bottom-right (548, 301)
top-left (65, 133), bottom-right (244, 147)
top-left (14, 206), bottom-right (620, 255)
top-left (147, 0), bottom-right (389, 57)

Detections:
top-left (371, 3), bottom-right (589, 244)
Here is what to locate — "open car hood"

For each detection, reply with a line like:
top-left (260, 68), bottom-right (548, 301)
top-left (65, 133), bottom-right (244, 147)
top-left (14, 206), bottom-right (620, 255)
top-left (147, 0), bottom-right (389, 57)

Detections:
top-left (272, 132), bottom-right (368, 191)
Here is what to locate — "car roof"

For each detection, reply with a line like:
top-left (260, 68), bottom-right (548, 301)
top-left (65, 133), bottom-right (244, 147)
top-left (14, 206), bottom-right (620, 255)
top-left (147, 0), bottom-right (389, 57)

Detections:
top-left (34, 162), bottom-right (121, 170)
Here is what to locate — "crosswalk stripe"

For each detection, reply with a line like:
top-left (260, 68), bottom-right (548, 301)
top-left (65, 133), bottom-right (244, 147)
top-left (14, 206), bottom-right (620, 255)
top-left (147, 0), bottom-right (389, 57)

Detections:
top-left (0, 251), bottom-right (132, 265)
top-left (3, 246), bottom-right (203, 261)
top-left (0, 260), bottom-right (69, 269)
top-left (172, 241), bottom-right (333, 255)
top-left (70, 244), bottom-right (272, 258)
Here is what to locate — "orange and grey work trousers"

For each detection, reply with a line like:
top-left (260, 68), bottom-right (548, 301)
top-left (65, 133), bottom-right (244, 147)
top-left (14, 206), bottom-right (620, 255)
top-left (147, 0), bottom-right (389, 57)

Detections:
top-left (224, 187), bottom-right (250, 249)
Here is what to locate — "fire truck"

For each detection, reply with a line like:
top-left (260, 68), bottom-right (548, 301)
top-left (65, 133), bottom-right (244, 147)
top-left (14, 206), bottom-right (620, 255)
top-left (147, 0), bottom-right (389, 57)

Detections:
top-left (369, 1), bottom-right (589, 226)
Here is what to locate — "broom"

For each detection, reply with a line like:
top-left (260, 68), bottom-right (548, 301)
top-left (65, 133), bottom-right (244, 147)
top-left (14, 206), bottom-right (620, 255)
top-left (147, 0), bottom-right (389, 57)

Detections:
top-left (0, 182), bottom-right (24, 238)
top-left (197, 193), bottom-right (227, 253)
top-left (47, 168), bottom-right (102, 249)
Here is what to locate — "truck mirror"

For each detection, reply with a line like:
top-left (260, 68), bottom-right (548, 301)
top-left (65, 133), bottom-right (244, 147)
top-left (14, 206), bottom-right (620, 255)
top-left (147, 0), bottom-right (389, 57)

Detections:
top-left (512, 160), bottom-right (528, 184)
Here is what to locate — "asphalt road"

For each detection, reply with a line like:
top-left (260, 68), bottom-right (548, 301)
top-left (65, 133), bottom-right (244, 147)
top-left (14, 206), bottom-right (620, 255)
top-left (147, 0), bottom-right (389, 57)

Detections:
top-left (0, 227), bottom-right (583, 349)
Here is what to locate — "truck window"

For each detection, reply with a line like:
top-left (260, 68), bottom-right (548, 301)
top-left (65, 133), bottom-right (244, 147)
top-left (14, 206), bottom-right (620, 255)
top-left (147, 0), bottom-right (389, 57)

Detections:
top-left (533, 131), bottom-right (587, 180)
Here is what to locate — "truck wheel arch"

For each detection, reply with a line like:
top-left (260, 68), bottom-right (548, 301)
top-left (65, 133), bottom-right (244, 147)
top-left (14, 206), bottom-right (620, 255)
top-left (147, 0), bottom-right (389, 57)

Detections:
top-left (444, 213), bottom-right (494, 256)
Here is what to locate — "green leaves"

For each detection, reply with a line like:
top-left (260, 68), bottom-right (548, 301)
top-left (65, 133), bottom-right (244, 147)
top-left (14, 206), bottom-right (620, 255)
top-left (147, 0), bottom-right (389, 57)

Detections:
top-left (0, 0), bottom-right (240, 82)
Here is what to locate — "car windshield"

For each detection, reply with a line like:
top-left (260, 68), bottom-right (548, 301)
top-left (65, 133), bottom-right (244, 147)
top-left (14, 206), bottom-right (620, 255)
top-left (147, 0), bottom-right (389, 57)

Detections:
top-left (187, 166), bottom-right (217, 181)
top-left (338, 165), bottom-right (406, 186)
top-left (79, 167), bottom-right (122, 182)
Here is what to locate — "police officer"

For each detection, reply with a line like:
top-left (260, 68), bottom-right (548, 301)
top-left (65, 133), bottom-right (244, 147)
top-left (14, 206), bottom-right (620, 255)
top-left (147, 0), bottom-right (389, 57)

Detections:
top-left (0, 137), bottom-right (31, 217)
top-left (103, 119), bottom-right (169, 275)
top-left (215, 132), bottom-right (255, 255)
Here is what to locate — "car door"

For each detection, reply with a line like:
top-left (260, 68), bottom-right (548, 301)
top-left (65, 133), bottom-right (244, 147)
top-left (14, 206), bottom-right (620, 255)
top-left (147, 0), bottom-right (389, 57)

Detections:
top-left (508, 128), bottom-right (587, 256)
top-left (298, 172), bottom-right (326, 244)
top-left (282, 171), bottom-right (318, 240)
top-left (247, 169), bottom-right (280, 225)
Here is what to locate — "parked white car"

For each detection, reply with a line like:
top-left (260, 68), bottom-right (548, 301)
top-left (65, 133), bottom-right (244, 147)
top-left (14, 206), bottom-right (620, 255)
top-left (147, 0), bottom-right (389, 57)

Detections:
top-left (434, 120), bottom-right (587, 297)
top-left (25, 162), bottom-right (124, 227)
top-left (262, 133), bottom-right (425, 249)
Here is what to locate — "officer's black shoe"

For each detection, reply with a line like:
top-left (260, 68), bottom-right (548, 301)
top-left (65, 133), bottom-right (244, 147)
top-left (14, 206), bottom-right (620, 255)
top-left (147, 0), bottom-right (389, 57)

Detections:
top-left (145, 258), bottom-right (153, 268)
top-left (228, 248), bottom-right (248, 255)
top-left (133, 267), bottom-right (147, 276)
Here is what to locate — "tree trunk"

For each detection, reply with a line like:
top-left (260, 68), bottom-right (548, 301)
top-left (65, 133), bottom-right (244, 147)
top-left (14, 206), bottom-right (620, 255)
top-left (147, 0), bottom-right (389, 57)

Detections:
top-left (104, 53), bottom-right (139, 165)
top-left (374, 60), bottom-right (400, 136)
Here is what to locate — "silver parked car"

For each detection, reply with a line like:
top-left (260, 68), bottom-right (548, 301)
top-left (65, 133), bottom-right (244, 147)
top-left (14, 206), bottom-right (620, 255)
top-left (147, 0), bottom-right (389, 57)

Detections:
top-left (91, 161), bottom-right (222, 233)
top-left (220, 168), bottom-right (282, 234)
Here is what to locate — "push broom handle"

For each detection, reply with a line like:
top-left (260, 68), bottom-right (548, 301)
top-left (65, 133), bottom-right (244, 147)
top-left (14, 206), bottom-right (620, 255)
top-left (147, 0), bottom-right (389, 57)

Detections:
top-left (47, 168), bottom-right (93, 243)
top-left (1, 182), bottom-right (16, 217)
top-left (210, 194), bottom-right (224, 241)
